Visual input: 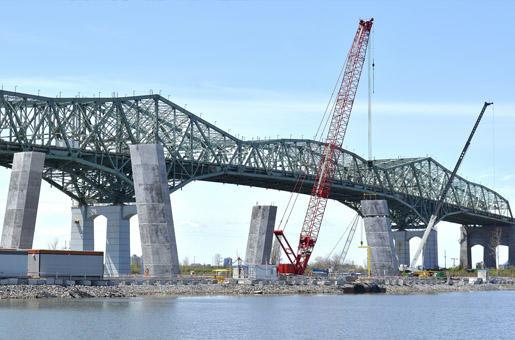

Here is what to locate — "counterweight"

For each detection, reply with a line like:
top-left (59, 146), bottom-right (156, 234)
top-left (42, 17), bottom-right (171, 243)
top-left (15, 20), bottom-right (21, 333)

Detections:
top-left (274, 18), bottom-right (373, 274)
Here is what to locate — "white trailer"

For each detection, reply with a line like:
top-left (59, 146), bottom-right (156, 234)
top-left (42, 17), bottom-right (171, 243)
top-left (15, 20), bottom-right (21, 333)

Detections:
top-left (27, 250), bottom-right (104, 279)
top-left (0, 249), bottom-right (28, 277)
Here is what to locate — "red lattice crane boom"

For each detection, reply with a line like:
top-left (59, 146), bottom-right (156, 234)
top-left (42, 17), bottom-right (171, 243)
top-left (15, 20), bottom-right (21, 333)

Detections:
top-left (274, 18), bottom-right (373, 275)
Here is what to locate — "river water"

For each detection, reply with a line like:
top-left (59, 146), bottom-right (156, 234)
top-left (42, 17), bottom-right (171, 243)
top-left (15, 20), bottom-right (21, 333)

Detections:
top-left (0, 292), bottom-right (513, 339)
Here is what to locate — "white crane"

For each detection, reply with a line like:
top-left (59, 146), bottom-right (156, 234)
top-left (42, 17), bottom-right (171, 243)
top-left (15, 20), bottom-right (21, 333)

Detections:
top-left (410, 102), bottom-right (493, 269)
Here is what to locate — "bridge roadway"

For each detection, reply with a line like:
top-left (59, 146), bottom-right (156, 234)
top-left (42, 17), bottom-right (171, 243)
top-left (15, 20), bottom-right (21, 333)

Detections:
top-left (0, 90), bottom-right (513, 229)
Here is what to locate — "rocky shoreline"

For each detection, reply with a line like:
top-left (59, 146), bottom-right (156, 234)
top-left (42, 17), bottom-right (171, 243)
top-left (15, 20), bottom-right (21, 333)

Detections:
top-left (0, 280), bottom-right (514, 299)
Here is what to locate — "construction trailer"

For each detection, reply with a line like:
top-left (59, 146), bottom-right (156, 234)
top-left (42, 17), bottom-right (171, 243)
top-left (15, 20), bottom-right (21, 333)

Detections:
top-left (27, 250), bottom-right (104, 279)
top-left (0, 249), bottom-right (28, 277)
top-left (232, 263), bottom-right (277, 281)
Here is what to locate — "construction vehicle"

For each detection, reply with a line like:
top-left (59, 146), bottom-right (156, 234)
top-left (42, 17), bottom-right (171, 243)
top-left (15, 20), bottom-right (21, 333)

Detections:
top-left (274, 18), bottom-right (373, 275)
top-left (410, 102), bottom-right (493, 269)
top-left (212, 268), bottom-right (231, 283)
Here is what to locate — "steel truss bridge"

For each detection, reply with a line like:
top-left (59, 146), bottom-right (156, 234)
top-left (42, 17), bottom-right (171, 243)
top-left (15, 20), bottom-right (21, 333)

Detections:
top-left (0, 90), bottom-right (512, 228)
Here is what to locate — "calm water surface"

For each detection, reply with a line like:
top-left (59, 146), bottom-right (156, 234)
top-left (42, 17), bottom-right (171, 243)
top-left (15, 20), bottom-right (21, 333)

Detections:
top-left (0, 292), bottom-right (514, 339)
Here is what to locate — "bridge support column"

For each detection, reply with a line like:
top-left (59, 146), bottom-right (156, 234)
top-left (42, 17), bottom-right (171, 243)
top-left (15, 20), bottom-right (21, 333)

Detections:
top-left (392, 230), bottom-right (410, 267)
top-left (510, 227), bottom-right (515, 267)
top-left (70, 205), bottom-right (95, 251)
top-left (459, 226), bottom-right (471, 269)
top-left (482, 226), bottom-right (504, 269)
top-left (130, 144), bottom-right (180, 277)
top-left (101, 205), bottom-right (136, 277)
top-left (483, 245), bottom-right (496, 269)
top-left (422, 229), bottom-right (438, 269)
top-left (245, 205), bottom-right (277, 265)
top-left (360, 200), bottom-right (398, 276)
top-left (1, 152), bottom-right (45, 249)
top-left (70, 204), bottom-right (136, 276)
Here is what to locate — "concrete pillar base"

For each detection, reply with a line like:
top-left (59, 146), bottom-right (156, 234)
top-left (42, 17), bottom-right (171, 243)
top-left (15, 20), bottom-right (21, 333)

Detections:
top-left (422, 229), bottom-right (438, 269)
top-left (483, 246), bottom-right (496, 269)
top-left (130, 144), bottom-right (180, 277)
top-left (460, 226), bottom-right (471, 269)
top-left (245, 205), bottom-right (277, 265)
top-left (392, 229), bottom-right (410, 267)
top-left (360, 200), bottom-right (398, 276)
top-left (70, 205), bottom-right (95, 251)
top-left (1, 152), bottom-right (45, 249)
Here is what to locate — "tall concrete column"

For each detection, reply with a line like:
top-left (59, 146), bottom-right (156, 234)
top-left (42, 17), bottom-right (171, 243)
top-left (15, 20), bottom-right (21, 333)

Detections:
top-left (392, 229), bottom-right (409, 266)
top-left (245, 205), bottom-right (277, 265)
top-left (130, 144), bottom-right (179, 277)
top-left (422, 229), bottom-right (438, 269)
top-left (459, 226), bottom-right (471, 269)
top-left (95, 205), bottom-right (136, 277)
top-left (483, 245), bottom-right (496, 269)
top-left (510, 226), bottom-right (515, 267)
top-left (360, 200), bottom-right (398, 276)
top-left (70, 205), bottom-right (94, 251)
top-left (483, 226), bottom-right (500, 268)
top-left (1, 152), bottom-right (45, 249)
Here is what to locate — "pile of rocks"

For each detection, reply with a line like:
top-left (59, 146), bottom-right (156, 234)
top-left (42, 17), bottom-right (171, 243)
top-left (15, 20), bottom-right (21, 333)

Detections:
top-left (0, 275), bottom-right (513, 299)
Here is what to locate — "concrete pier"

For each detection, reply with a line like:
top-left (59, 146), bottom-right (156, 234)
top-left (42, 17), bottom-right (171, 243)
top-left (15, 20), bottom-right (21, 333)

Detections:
top-left (100, 205), bottom-right (136, 277)
top-left (459, 226), bottom-right (471, 268)
top-left (1, 152), bottom-right (45, 249)
top-left (70, 205), bottom-right (95, 251)
top-left (393, 230), bottom-right (410, 267)
top-left (245, 205), bottom-right (277, 265)
top-left (360, 200), bottom-right (398, 276)
top-left (70, 204), bottom-right (136, 276)
top-left (421, 229), bottom-right (439, 269)
top-left (393, 228), bottom-right (438, 269)
top-left (130, 144), bottom-right (180, 277)
top-left (510, 227), bottom-right (515, 267)
top-left (460, 225), bottom-right (511, 269)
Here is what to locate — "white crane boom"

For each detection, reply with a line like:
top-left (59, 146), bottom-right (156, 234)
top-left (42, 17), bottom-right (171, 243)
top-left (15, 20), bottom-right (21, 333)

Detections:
top-left (410, 102), bottom-right (493, 269)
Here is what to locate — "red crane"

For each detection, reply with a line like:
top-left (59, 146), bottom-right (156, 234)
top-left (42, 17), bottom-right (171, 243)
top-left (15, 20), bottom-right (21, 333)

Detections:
top-left (274, 18), bottom-right (374, 275)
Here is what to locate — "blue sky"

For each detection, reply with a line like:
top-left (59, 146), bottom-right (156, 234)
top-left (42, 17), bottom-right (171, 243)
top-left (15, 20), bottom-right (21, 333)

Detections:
top-left (0, 1), bottom-right (514, 267)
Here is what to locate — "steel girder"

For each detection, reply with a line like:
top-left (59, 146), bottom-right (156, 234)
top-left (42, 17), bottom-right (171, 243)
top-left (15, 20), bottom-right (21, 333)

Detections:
top-left (0, 90), bottom-right (512, 228)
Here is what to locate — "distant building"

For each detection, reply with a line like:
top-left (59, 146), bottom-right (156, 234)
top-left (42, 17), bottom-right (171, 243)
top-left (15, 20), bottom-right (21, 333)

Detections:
top-left (223, 257), bottom-right (233, 267)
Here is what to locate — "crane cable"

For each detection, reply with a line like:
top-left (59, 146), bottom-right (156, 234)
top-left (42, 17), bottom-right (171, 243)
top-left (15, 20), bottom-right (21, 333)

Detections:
top-left (326, 213), bottom-right (359, 260)
top-left (334, 215), bottom-right (360, 266)
top-left (360, 216), bottom-right (364, 246)
top-left (492, 103), bottom-right (496, 191)
top-left (372, 29), bottom-right (375, 95)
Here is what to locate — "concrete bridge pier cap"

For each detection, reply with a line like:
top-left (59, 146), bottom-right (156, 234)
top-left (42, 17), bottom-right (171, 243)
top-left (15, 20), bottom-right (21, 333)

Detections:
top-left (129, 144), bottom-right (180, 277)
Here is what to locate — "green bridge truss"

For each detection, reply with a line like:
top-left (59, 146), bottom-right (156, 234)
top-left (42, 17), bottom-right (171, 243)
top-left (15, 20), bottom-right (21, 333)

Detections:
top-left (0, 90), bottom-right (512, 228)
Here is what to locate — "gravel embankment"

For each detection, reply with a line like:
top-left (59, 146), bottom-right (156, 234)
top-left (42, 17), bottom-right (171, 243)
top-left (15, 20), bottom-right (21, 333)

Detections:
top-left (0, 283), bottom-right (341, 299)
top-left (0, 281), bottom-right (514, 299)
top-left (384, 283), bottom-right (515, 295)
